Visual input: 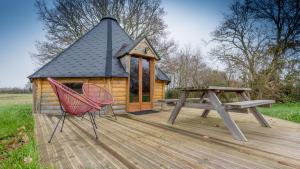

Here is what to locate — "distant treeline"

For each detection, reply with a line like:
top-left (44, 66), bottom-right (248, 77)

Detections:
top-left (0, 87), bottom-right (32, 94)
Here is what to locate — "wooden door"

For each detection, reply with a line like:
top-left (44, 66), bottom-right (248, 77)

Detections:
top-left (128, 56), bottom-right (154, 112)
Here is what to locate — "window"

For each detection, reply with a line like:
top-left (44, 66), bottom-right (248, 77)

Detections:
top-left (142, 58), bottom-right (151, 102)
top-left (64, 83), bottom-right (83, 94)
top-left (129, 57), bottom-right (139, 103)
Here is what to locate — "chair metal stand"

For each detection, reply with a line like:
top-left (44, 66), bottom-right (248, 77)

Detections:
top-left (60, 112), bottom-right (67, 132)
top-left (91, 112), bottom-right (97, 129)
top-left (49, 91), bottom-right (66, 143)
top-left (88, 112), bottom-right (98, 139)
top-left (48, 113), bottom-right (64, 143)
top-left (98, 105), bottom-right (117, 120)
top-left (99, 107), bottom-right (106, 117)
top-left (110, 105), bottom-right (117, 120)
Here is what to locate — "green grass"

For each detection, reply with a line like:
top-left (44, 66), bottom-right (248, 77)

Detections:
top-left (259, 103), bottom-right (300, 123)
top-left (0, 94), bottom-right (42, 169)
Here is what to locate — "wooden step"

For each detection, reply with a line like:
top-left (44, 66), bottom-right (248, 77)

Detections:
top-left (224, 100), bottom-right (275, 109)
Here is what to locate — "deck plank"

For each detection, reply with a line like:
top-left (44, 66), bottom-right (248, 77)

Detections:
top-left (107, 117), bottom-right (276, 169)
top-left (63, 117), bottom-right (129, 169)
top-left (34, 114), bottom-right (52, 168)
top-left (129, 108), bottom-right (300, 167)
top-left (39, 114), bottom-right (63, 168)
top-left (119, 116), bottom-right (294, 169)
top-left (69, 117), bottom-right (161, 169)
top-left (34, 107), bottom-right (300, 169)
top-left (46, 115), bottom-right (100, 169)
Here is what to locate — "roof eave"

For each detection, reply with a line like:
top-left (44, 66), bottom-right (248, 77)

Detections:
top-left (28, 73), bottom-right (129, 79)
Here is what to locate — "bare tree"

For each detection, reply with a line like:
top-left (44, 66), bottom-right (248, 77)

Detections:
top-left (162, 45), bottom-right (229, 89)
top-left (251, 0), bottom-right (300, 97)
top-left (212, 0), bottom-right (300, 99)
top-left (212, 1), bottom-right (270, 97)
top-left (33, 0), bottom-right (170, 65)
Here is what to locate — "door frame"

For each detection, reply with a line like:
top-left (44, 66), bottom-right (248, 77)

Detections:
top-left (127, 55), bottom-right (155, 112)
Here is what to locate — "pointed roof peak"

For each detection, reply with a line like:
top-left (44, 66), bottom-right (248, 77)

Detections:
top-left (116, 36), bottom-right (161, 60)
top-left (100, 15), bottom-right (118, 22)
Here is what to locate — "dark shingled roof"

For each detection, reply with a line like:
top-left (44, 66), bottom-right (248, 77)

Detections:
top-left (156, 67), bottom-right (170, 84)
top-left (28, 16), bottom-right (170, 82)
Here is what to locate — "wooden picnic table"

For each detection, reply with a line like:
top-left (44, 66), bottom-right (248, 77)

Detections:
top-left (168, 86), bottom-right (275, 141)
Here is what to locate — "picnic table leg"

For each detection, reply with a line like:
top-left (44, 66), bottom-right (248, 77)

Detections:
top-left (201, 110), bottom-right (210, 118)
top-left (168, 91), bottom-right (188, 124)
top-left (239, 92), bottom-right (271, 127)
top-left (200, 92), bottom-right (210, 118)
top-left (208, 91), bottom-right (247, 141)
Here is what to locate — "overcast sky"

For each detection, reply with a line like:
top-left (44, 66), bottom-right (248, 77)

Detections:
top-left (0, 0), bottom-right (232, 88)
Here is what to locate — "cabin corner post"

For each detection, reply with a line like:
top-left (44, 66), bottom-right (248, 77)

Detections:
top-left (38, 79), bottom-right (42, 113)
top-left (34, 79), bottom-right (42, 114)
top-left (32, 79), bottom-right (37, 113)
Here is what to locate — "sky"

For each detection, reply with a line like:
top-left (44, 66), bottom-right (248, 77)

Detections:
top-left (0, 0), bottom-right (232, 88)
top-left (162, 0), bottom-right (231, 50)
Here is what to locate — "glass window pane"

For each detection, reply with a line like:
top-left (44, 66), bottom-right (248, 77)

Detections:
top-left (64, 83), bottom-right (83, 94)
top-left (130, 57), bottom-right (139, 103)
top-left (142, 58), bottom-right (151, 102)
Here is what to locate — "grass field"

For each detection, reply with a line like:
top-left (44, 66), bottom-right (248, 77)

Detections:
top-left (0, 94), bottom-right (41, 169)
top-left (259, 103), bottom-right (300, 123)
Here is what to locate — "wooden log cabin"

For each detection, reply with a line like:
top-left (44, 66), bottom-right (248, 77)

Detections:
top-left (28, 16), bottom-right (170, 114)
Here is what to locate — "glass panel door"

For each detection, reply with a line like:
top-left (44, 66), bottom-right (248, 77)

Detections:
top-left (142, 58), bottom-right (151, 102)
top-left (128, 56), bottom-right (153, 112)
top-left (129, 57), bottom-right (139, 103)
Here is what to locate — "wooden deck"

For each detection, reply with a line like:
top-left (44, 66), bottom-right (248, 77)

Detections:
top-left (34, 107), bottom-right (300, 169)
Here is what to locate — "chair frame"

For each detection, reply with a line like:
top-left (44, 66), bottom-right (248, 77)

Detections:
top-left (47, 78), bottom-right (100, 143)
top-left (82, 83), bottom-right (117, 120)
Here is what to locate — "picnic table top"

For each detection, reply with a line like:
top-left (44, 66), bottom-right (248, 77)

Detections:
top-left (177, 86), bottom-right (251, 92)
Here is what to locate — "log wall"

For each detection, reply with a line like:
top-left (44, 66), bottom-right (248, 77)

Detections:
top-left (32, 77), bottom-right (128, 114)
top-left (32, 77), bottom-right (166, 114)
top-left (153, 80), bottom-right (166, 110)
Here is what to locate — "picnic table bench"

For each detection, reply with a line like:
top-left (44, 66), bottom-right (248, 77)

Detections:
top-left (167, 86), bottom-right (275, 141)
top-left (158, 98), bottom-right (208, 104)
